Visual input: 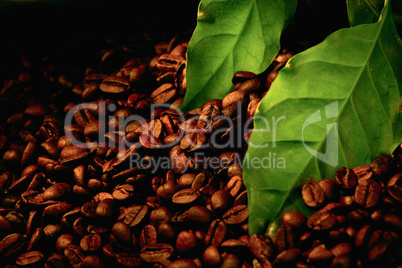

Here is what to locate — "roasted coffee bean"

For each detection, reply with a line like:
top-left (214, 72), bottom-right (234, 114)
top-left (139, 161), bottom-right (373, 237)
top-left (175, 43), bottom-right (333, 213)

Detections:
top-left (334, 167), bottom-right (357, 190)
top-left (119, 204), bottom-right (148, 227)
top-left (202, 245), bottom-right (221, 266)
top-left (274, 225), bottom-right (296, 252)
top-left (307, 210), bottom-right (338, 231)
top-left (140, 224), bottom-right (157, 247)
top-left (302, 181), bottom-right (326, 208)
top-left (56, 234), bottom-right (74, 253)
top-left (222, 90), bottom-right (248, 109)
top-left (80, 233), bottom-right (102, 252)
top-left (100, 75), bottom-right (130, 93)
top-left (173, 205), bottom-right (213, 224)
top-left (371, 155), bottom-right (395, 178)
top-left (354, 179), bottom-right (381, 208)
top-left (210, 189), bottom-right (233, 214)
top-left (64, 245), bottom-right (85, 266)
top-left (112, 222), bottom-right (132, 246)
top-left (172, 188), bottom-right (200, 204)
top-left (205, 219), bottom-right (227, 247)
top-left (222, 204), bottom-right (248, 225)
top-left (60, 145), bottom-right (89, 165)
top-left (16, 250), bottom-right (45, 266)
top-left (281, 211), bottom-right (307, 230)
top-left (140, 243), bottom-right (174, 263)
top-left (387, 173), bottom-right (402, 201)
top-left (176, 230), bottom-right (197, 253)
top-left (250, 233), bottom-right (275, 260)
top-left (274, 248), bottom-right (302, 265)
top-left (307, 244), bottom-right (333, 265)
top-left (168, 258), bottom-right (197, 268)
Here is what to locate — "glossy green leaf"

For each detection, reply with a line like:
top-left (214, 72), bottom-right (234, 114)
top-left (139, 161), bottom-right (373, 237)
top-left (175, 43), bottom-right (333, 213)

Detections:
top-left (244, 0), bottom-right (402, 236)
top-left (181, 0), bottom-right (297, 111)
top-left (347, 0), bottom-right (384, 26)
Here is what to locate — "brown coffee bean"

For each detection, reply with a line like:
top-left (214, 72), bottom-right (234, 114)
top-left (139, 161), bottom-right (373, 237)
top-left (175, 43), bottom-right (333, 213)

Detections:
top-left (334, 167), bottom-right (357, 190)
top-left (371, 155), bottom-right (394, 178)
top-left (274, 248), bottom-right (301, 264)
top-left (274, 225), bottom-right (296, 252)
top-left (205, 219), bottom-right (227, 247)
top-left (224, 175), bottom-right (244, 197)
top-left (222, 90), bottom-right (247, 109)
top-left (354, 179), bottom-right (381, 208)
top-left (307, 244), bottom-right (333, 265)
top-left (222, 204), bottom-right (248, 225)
top-left (64, 245), bottom-right (84, 266)
top-left (80, 233), bottom-right (102, 252)
top-left (173, 206), bottom-right (213, 224)
top-left (355, 225), bottom-right (372, 247)
top-left (202, 245), bottom-right (221, 266)
top-left (210, 189), bottom-right (233, 214)
top-left (152, 84), bottom-right (177, 105)
top-left (157, 54), bottom-right (185, 72)
top-left (140, 243), bottom-right (174, 263)
top-left (172, 188), bottom-right (200, 204)
top-left (42, 182), bottom-right (71, 201)
top-left (281, 211), bottom-right (307, 230)
top-left (176, 230), bottom-right (197, 253)
top-left (119, 204), bottom-right (148, 227)
top-left (308, 211), bottom-right (338, 231)
top-left (81, 255), bottom-right (104, 268)
top-left (16, 250), bottom-right (44, 266)
top-left (140, 224), bottom-right (157, 247)
top-left (113, 184), bottom-right (135, 200)
top-left (232, 71), bottom-right (257, 84)
top-left (250, 233), bottom-right (274, 260)
top-left (96, 198), bottom-right (117, 218)
top-left (56, 234), bottom-right (74, 253)
top-left (168, 259), bottom-right (197, 268)
top-left (302, 181), bottom-right (326, 208)
top-left (353, 165), bottom-right (373, 182)
top-left (100, 75), bottom-right (130, 93)
top-left (149, 206), bottom-right (172, 226)
top-left (387, 173), bottom-right (402, 201)
top-left (60, 145), bottom-right (89, 165)
top-left (112, 222), bottom-right (132, 246)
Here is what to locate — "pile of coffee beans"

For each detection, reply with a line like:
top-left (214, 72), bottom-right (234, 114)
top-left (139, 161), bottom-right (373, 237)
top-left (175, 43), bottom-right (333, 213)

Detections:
top-left (270, 154), bottom-right (402, 267)
top-left (0, 32), bottom-right (401, 268)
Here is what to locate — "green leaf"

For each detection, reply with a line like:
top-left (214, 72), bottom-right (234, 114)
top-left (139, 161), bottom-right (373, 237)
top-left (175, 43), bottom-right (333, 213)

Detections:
top-left (181, 0), bottom-right (297, 111)
top-left (244, 0), bottom-right (402, 236)
top-left (347, 0), bottom-right (384, 26)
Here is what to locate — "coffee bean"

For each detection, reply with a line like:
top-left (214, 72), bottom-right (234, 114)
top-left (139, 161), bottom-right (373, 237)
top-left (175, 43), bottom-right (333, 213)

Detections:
top-left (205, 219), bottom-right (227, 247)
top-left (222, 90), bottom-right (248, 109)
top-left (387, 173), bottom-right (402, 201)
top-left (274, 225), bottom-right (296, 252)
top-left (250, 233), bottom-right (274, 260)
top-left (80, 233), bottom-right (102, 252)
top-left (172, 188), bottom-right (200, 204)
top-left (100, 75), bottom-right (130, 93)
top-left (334, 167), bottom-right (357, 190)
top-left (16, 250), bottom-right (45, 266)
top-left (140, 224), bottom-right (157, 247)
top-left (119, 204), bottom-right (148, 228)
top-left (302, 181), bottom-right (326, 208)
top-left (176, 230), bottom-right (197, 253)
top-left (354, 179), bottom-right (381, 208)
top-left (140, 243), bottom-right (174, 263)
top-left (222, 204), bottom-right (248, 225)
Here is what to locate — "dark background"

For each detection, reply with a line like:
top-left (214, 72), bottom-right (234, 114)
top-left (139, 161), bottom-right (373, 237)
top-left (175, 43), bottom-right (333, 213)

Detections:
top-left (0, 0), bottom-right (401, 82)
top-left (0, 0), bottom-right (200, 81)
